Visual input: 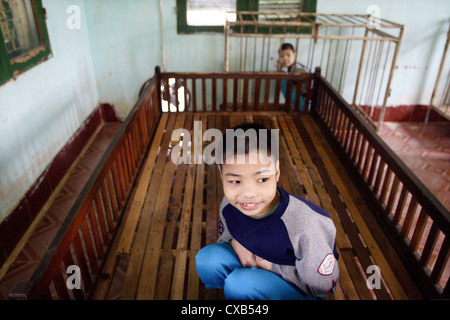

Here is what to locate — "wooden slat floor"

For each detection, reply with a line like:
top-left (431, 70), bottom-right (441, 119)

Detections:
top-left (92, 112), bottom-right (423, 300)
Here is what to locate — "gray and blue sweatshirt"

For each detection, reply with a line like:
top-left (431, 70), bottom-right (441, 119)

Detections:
top-left (218, 186), bottom-right (339, 298)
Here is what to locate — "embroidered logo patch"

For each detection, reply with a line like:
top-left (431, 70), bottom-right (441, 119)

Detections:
top-left (218, 220), bottom-right (224, 235)
top-left (318, 254), bottom-right (336, 276)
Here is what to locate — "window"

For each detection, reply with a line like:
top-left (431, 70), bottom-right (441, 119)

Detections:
top-left (186, 0), bottom-right (236, 27)
top-left (0, 0), bottom-right (51, 85)
top-left (177, 0), bottom-right (316, 34)
top-left (177, 0), bottom-right (241, 33)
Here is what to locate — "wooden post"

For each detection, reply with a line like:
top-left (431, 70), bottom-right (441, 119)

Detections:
top-left (311, 67), bottom-right (322, 116)
top-left (155, 66), bottom-right (162, 113)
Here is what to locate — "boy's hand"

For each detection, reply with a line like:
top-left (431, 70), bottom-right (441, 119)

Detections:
top-left (255, 256), bottom-right (273, 271)
top-left (231, 239), bottom-right (257, 268)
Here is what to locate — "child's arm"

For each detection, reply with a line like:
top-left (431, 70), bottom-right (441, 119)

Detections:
top-left (217, 198), bottom-right (258, 267)
top-left (231, 239), bottom-right (257, 268)
top-left (271, 210), bottom-right (339, 298)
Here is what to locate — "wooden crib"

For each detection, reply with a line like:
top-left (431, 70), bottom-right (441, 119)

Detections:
top-left (9, 67), bottom-right (449, 300)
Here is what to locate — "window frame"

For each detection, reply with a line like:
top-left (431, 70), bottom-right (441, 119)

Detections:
top-left (176, 0), bottom-right (316, 34)
top-left (0, 0), bottom-right (52, 85)
top-left (177, 0), bottom-right (258, 34)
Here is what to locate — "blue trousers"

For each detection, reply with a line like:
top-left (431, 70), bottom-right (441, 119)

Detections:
top-left (195, 242), bottom-right (320, 300)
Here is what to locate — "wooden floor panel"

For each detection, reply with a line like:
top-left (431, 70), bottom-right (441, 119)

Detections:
top-left (92, 112), bottom-right (421, 300)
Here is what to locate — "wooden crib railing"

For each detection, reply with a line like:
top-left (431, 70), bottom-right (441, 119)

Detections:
top-left (159, 70), bottom-right (313, 112)
top-left (8, 67), bottom-right (449, 299)
top-left (311, 68), bottom-right (450, 299)
top-left (9, 74), bottom-right (161, 299)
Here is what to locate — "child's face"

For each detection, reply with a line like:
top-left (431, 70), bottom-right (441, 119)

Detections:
top-left (279, 49), bottom-right (297, 68)
top-left (219, 151), bottom-right (280, 218)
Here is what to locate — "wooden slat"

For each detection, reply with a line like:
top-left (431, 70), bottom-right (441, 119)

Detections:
top-left (171, 155), bottom-right (197, 299)
top-left (99, 182), bottom-right (115, 229)
top-left (273, 79), bottom-right (281, 110)
top-left (233, 78), bottom-right (238, 111)
top-left (93, 192), bottom-right (110, 245)
top-left (53, 269), bottom-right (70, 300)
top-left (86, 204), bottom-right (105, 260)
top-left (205, 115), bottom-right (219, 246)
top-left (192, 78), bottom-right (197, 112)
top-left (155, 115), bottom-right (191, 299)
top-left (63, 249), bottom-right (84, 300)
top-left (430, 236), bottom-right (449, 284)
top-left (242, 78), bottom-right (249, 111)
top-left (121, 113), bottom-right (177, 299)
top-left (105, 170), bottom-right (120, 220)
top-left (84, 111), bottom-right (430, 301)
top-left (187, 114), bottom-right (206, 299)
top-left (135, 159), bottom-right (176, 299)
top-left (254, 78), bottom-right (261, 110)
top-left (275, 116), bottom-right (358, 300)
top-left (202, 78), bottom-right (207, 111)
top-left (80, 215), bottom-right (99, 275)
top-left (72, 231), bottom-right (93, 291)
top-left (284, 80), bottom-right (292, 111)
top-left (222, 78), bottom-right (228, 111)
top-left (263, 79), bottom-right (270, 111)
top-left (282, 116), bottom-right (350, 250)
top-left (299, 115), bottom-right (417, 300)
top-left (116, 113), bottom-right (169, 256)
top-left (212, 78), bottom-right (217, 112)
top-left (136, 113), bottom-right (186, 300)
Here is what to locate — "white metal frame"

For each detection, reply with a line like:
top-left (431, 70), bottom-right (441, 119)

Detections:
top-left (224, 12), bottom-right (404, 131)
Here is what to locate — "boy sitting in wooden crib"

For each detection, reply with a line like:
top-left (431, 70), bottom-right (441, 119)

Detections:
top-left (195, 123), bottom-right (339, 300)
top-left (277, 43), bottom-right (310, 111)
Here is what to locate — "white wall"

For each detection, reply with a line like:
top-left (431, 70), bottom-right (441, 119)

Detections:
top-left (0, 0), bottom-right (98, 222)
top-left (317, 0), bottom-right (450, 106)
top-left (84, 0), bottom-right (225, 118)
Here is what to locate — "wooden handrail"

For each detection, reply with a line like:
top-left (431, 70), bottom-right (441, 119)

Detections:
top-left (9, 67), bottom-right (449, 299)
top-left (159, 72), bottom-right (313, 113)
top-left (311, 67), bottom-right (450, 298)
top-left (8, 70), bottom-right (161, 300)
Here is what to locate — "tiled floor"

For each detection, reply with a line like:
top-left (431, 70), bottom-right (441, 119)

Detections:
top-left (0, 119), bottom-right (448, 300)
top-left (379, 122), bottom-right (450, 211)
top-left (0, 122), bottom-right (122, 299)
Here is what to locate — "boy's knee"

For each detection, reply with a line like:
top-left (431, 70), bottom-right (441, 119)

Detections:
top-left (224, 268), bottom-right (261, 300)
top-left (195, 246), bottom-right (210, 267)
top-left (196, 243), bottom-right (230, 268)
top-left (196, 242), bottom-right (241, 289)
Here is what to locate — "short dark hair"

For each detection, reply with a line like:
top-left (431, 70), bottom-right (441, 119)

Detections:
top-left (280, 43), bottom-right (295, 52)
top-left (217, 122), bottom-right (279, 166)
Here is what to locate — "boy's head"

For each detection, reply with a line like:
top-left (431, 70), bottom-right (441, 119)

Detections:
top-left (278, 43), bottom-right (297, 68)
top-left (217, 123), bottom-right (280, 218)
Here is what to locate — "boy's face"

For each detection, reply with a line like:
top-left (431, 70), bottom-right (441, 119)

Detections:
top-left (279, 48), bottom-right (297, 68)
top-left (219, 151), bottom-right (280, 218)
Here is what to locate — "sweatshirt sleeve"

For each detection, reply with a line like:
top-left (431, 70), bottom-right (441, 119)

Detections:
top-left (217, 197), bottom-right (233, 243)
top-left (271, 202), bottom-right (339, 298)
